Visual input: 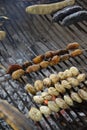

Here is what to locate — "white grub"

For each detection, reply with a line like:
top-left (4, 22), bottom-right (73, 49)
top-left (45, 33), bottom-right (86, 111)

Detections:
top-left (25, 83), bottom-right (36, 95)
top-left (41, 92), bottom-right (52, 100)
top-left (55, 98), bottom-right (69, 109)
top-left (48, 87), bottom-right (59, 96)
top-left (48, 101), bottom-right (60, 112)
top-left (64, 95), bottom-right (73, 106)
top-left (78, 89), bottom-right (87, 100)
top-left (55, 83), bottom-right (66, 93)
top-left (49, 74), bottom-right (59, 84)
top-left (43, 78), bottom-right (52, 87)
top-left (61, 80), bottom-right (72, 89)
top-left (67, 78), bottom-right (79, 87)
top-left (77, 73), bottom-right (86, 82)
top-left (34, 80), bottom-right (44, 92)
top-left (41, 92), bottom-right (49, 97)
top-left (28, 107), bottom-right (42, 121)
top-left (40, 106), bottom-right (51, 115)
top-left (33, 95), bottom-right (44, 104)
top-left (64, 69), bottom-right (72, 78)
top-left (71, 92), bottom-right (82, 103)
top-left (58, 72), bottom-right (66, 80)
top-left (69, 66), bottom-right (79, 76)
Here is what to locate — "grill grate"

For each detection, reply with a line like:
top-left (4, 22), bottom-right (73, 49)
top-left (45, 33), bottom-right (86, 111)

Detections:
top-left (0, 0), bottom-right (87, 130)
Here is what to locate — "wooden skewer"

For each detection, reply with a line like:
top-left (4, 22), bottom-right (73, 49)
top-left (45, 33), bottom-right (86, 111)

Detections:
top-left (0, 99), bottom-right (34, 130)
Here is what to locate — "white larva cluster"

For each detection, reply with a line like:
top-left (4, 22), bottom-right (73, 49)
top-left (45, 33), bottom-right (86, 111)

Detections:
top-left (27, 67), bottom-right (87, 121)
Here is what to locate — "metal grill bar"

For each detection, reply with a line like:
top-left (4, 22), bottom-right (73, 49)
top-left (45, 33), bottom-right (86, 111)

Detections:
top-left (0, 0), bottom-right (87, 130)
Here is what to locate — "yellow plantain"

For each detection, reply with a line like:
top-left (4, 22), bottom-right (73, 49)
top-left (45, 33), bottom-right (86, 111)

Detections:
top-left (26, 0), bottom-right (75, 15)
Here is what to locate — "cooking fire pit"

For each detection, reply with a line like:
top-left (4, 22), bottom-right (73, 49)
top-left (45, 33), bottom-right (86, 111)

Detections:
top-left (0, 0), bottom-right (87, 130)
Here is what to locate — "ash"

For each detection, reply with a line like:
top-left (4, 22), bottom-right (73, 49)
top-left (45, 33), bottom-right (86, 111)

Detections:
top-left (0, 68), bottom-right (33, 129)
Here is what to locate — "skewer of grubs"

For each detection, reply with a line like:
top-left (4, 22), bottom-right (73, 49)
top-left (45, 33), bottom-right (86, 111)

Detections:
top-left (6, 43), bottom-right (81, 79)
top-left (7, 44), bottom-right (86, 80)
top-left (28, 97), bottom-right (69, 121)
top-left (32, 79), bottom-right (86, 105)
top-left (32, 42), bottom-right (80, 64)
top-left (7, 42), bottom-right (80, 74)
top-left (31, 49), bottom-right (68, 65)
top-left (9, 51), bottom-right (80, 79)
top-left (28, 88), bottom-right (87, 122)
top-left (25, 66), bottom-right (86, 95)
top-left (28, 87), bottom-right (87, 122)
top-left (25, 48), bottom-right (83, 74)
top-left (28, 98), bottom-right (68, 121)
top-left (27, 73), bottom-right (86, 104)
top-left (26, 66), bottom-right (87, 122)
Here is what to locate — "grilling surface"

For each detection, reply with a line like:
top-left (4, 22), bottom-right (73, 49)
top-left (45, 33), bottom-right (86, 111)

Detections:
top-left (0, 0), bottom-right (87, 130)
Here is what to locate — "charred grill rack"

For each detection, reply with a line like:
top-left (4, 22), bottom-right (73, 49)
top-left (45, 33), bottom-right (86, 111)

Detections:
top-left (0, 0), bottom-right (87, 130)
